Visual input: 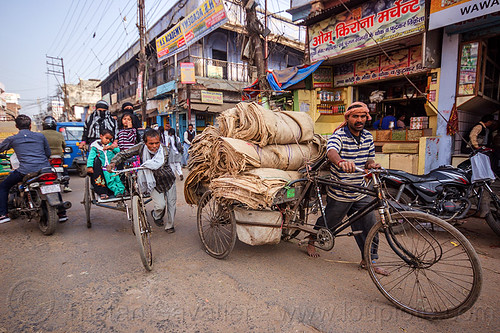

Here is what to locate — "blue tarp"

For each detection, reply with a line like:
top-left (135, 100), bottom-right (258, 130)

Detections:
top-left (267, 60), bottom-right (324, 91)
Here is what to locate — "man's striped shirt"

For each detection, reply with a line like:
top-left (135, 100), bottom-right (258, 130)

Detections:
top-left (327, 126), bottom-right (375, 202)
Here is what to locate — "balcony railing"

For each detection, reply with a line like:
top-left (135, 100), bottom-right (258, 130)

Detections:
top-left (179, 56), bottom-right (257, 83)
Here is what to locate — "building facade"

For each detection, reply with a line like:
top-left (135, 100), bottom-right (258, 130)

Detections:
top-left (100, 0), bottom-right (305, 138)
top-left (289, 0), bottom-right (500, 174)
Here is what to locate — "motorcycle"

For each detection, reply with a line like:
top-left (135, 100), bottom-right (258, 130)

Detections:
top-left (0, 154), bottom-right (72, 235)
top-left (49, 155), bottom-right (71, 190)
top-left (381, 149), bottom-right (500, 237)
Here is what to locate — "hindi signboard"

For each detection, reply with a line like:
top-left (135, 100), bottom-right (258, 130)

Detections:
top-left (429, 0), bottom-right (500, 30)
top-left (333, 46), bottom-right (425, 86)
top-left (156, 0), bottom-right (228, 61)
top-left (308, 0), bottom-right (426, 62)
top-left (312, 67), bottom-right (333, 88)
top-left (180, 63), bottom-right (196, 84)
top-left (201, 90), bottom-right (223, 104)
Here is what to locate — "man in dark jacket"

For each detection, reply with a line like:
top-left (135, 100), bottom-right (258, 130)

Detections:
top-left (80, 100), bottom-right (118, 148)
top-left (461, 114), bottom-right (495, 154)
top-left (0, 115), bottom-right (51, 223)
top-left (41, 116), bottom-right (72, 193)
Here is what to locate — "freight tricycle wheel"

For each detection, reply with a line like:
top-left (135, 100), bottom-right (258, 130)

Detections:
top-left (197, 190), bottom-right (236, 259)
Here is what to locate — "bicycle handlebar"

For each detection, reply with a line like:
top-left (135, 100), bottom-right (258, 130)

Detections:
top-left (109, 166), bottom-right (145, 174)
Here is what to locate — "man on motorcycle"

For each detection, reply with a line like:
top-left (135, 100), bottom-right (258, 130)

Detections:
top-left (0, 115), bottom-right (51, 223)
top-left (306, 102), bottom-right (388, 275)
top-left (42, 116), bottom-right (72, 193)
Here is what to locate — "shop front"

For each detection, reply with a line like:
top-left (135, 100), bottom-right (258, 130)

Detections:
top-left (297, 0), bottom-right (438, 173)
top-left (427, 0), bottom-right (500, 171)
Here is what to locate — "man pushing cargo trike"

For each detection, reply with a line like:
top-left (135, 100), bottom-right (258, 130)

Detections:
top-left (189, 101), bottom-right (483, 319)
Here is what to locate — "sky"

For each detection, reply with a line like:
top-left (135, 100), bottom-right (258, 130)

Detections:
top-left (0, 0), bottom-right (291, 116)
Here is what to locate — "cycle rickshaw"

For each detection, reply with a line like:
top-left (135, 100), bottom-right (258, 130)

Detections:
top-left (82, 165), bottom-right (153, 271)
top-left (196, 159), bottom-right (483, 319)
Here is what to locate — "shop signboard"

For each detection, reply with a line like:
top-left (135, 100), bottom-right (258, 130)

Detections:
top-left (156, 0), bottom-right (228, 61)
top-left (156, 22), bottom-right (187, 62)
top-left (180, 63), bottom-right (196, 84)
top-left (334, 46), bottom-right (425, 86)
top-left (136, 72), bottom-right (143, 102)
top-left (201, 90), bottom-right (223, 104)
top-left (457, 42), bottom-right (479, 95)
top-left (181, 0), bottom-right (228, 45)
top-left (312, 67), bottom-right (333, 87)
top-left (429, 0), bottom-right (500, 30)
top-left (308, 0), bottom-right (426, 62)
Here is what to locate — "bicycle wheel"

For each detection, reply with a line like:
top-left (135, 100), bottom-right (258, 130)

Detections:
top-left (84, 176), bottom-right (91, 228)
top-left (365, 211), bottom-right (482, 319)
top-left (197, 190), bottom-right (236, 259)
top-left (132, 195), bottom-right (153, 271)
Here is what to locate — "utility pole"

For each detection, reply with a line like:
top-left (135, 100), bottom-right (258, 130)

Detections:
top-left (242, 0), bottom-right (270, 99)
top-left (46, 55), bottom-right (71, 121)
top-left (137, 0), bottom-right (147, 127)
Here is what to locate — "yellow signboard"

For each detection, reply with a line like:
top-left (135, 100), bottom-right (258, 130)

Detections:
top-left (201, 90), bottom-right (223, 104)
top-left (156, 22), bottom-right (187, 61)
top-left (156, 0), bottom-right (228, 61)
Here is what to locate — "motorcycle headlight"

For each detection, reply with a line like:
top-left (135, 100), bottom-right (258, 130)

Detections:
top-left (64, 147), bottom-right (72, 153)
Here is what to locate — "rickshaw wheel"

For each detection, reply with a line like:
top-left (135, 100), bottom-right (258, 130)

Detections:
top-left (197, 190), bottom-right (236, 259)
top-left (84, 176), bottom-right (91, 228)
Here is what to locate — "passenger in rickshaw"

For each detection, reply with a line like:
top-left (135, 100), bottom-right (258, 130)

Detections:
top-left (87, 129), bottom-right (126, 200)
top-left (306, 102), bottom-right (388, 276)
top-left (107, 129), bottom-right (176, 231)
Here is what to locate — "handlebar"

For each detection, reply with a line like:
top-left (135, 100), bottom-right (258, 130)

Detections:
top-left (109, 166), bottom-right (145, 174)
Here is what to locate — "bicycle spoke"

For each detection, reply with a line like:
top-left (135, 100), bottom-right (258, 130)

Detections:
top-left (366, 211), bottom-right (481, 319)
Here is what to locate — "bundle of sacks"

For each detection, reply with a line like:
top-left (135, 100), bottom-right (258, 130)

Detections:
top-left (184, 102), bottom-right (326, 209)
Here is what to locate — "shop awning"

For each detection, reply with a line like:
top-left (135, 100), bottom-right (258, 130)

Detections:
top-left (190, 102), bottom-right (237, 113)
top-left (149, 80), bottom-right (176, 100)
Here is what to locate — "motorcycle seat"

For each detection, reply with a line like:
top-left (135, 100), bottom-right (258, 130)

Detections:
top-left (388, 169), bottom-right (438, 183)
top-left (22, 167), bottom-right (54, 183)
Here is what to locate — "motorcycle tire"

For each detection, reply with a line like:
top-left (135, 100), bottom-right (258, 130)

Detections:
top-left (38, 202), bottom-right (58, 235)
top-left (484, 208), bottom-right (500, 237)
top-left (385, 186), bottom-right (414, 234)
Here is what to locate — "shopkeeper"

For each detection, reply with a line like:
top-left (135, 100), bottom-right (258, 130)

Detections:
top-left (373, 109), bottom-right (398, 130)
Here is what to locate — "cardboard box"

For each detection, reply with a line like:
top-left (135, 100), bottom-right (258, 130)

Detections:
top-left (390, 153), bottom-right (418, 174)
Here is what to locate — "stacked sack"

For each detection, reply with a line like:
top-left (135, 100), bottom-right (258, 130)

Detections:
top-left (184, 102), bottom-right (326, 209)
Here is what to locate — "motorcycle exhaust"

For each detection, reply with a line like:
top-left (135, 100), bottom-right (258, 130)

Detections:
top-left (61, 201), bottom-right (72, 209)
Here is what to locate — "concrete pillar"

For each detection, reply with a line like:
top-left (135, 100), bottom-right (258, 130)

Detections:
top-left (431, 31), bottom-right (460, 171)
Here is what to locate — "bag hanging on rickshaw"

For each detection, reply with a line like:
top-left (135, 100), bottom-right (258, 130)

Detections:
top-left (471, 152), bottom-right (495, 183)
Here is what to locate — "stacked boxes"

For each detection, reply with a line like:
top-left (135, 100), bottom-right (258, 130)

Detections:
top-left (410, 117), bottom-right (429, 129)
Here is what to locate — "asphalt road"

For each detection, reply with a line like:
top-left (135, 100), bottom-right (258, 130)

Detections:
top-left (0, 174), bottom-right (499, 332)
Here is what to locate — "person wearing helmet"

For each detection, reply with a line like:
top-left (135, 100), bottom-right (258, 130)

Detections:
top-left (80, 100), bottom-right (118, 149)
top-left (41, 116), bottom-right (72, 194)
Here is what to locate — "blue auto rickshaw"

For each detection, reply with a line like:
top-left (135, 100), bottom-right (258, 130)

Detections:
top-left (56, 122), bottom-right (87, 177)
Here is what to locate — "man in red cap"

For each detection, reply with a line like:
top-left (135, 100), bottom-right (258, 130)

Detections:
top-left (307, 102), bottom-right (387, 275)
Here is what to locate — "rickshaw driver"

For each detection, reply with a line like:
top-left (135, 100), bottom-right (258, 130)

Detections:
top-left (306, 102), bottom-right (388, 276)
top-left (107, 129), bottom-right (176, 228)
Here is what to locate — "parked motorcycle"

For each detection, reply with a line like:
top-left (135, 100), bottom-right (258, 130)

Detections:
top-left (0, 154), bottom-right (72, 235)
top-left (381, 150), bottom-right (500, 237)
